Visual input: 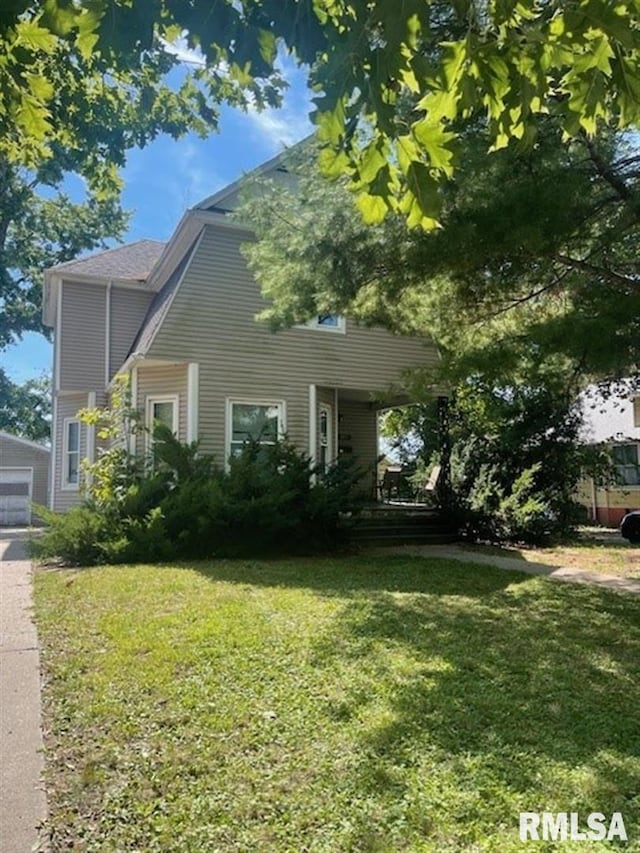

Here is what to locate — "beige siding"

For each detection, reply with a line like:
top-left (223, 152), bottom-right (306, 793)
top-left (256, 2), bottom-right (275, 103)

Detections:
top-left (60, 282), bottom-right (106, 390)
top-left (110, 287), bottom-right (154, 378)
top-left (133, 364), bottom-right (189, 454)
top-left (338, 399), bottom-right (379, 498)
top-left (146, 224), bottom-right (439, 464)
top-left (52, 394), bottom-right (88, 511)
top-left (0, 435), bottom-right (50, 508)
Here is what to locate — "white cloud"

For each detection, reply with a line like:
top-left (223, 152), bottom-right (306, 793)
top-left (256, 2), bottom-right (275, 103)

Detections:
top-left (161, 34), bottom-right (206, 67)
top-left (244, 52), bottom-right (314, 150)
top-left (169, 137), bottom-right (223, 211)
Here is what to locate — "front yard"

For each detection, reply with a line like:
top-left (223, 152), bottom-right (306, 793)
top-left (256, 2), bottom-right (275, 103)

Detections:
top-left (35, 555), bottom-right (639, 851)
top-left (461, 529), bottom-right (640, 579)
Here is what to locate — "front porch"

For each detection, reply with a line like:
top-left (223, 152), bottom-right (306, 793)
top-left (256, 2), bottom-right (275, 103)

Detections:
top-left (310, 383), bottom-right (451, 507)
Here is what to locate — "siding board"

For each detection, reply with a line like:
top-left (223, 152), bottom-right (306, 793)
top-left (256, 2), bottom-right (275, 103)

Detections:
top-left (52, 394), bottom-right (87, 511)
top-left (110, 288), bottom-right (154, 378)
top-left (134, 365), bottom-right (189, 454)
top-left (60, 282), bottom-right (106, 390)
top-left (146, 224), bottom-right (439, 465)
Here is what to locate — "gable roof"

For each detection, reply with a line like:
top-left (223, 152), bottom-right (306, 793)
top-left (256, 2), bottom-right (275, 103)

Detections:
top-left (48, 240), bottom-right (166, 282)
top-left (0, 431), bottom-right (50, 453)
top-left (194, 142), bottom-right (307, 212)
top-left (127, 236), bottom-right (202, 359)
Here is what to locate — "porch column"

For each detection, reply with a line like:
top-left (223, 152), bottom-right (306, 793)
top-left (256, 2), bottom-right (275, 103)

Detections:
top-left (187, 362), bottom-right (199, 443)
top-left (128, 367), bottom-right (138, 455)
top-left (436, 395), bottom-right (452, 509)
top-left (308, 384), bottom-right (317, 465)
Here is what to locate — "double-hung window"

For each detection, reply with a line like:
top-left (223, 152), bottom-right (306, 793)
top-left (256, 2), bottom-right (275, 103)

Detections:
top-left (612, 443), bottom-right (640, 486)
top-left (62, 419), bottom-right (80, 489)
top-left (146, 395), bottom-right (179, 449)
top-left (227, 400), bottom-right (285, 458)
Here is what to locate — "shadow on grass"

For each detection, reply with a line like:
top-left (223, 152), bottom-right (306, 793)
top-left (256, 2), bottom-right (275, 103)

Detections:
top-left (187, 553), bottom-right (529, 599)
top-left (311, 571), bottom-right (640, 847)
top-left (185, 554), bottom-right (640, 846)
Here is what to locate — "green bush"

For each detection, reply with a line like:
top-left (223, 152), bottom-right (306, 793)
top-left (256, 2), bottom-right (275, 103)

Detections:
top-left (34, 426), bottom-right (368, 566)
top-left (30, 505), bottom-right (117, 566)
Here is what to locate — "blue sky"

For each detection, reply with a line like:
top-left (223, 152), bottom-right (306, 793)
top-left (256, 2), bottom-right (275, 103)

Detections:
top-left (4, 52), bottom-right (313, 383)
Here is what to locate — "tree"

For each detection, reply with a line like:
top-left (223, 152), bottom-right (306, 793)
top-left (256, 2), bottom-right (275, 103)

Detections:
top-left (0, 370), bottom-right (51, 441)
top-left (382, 378), bottom-right (591, 544)
top-left (2, 1), bottom-right (639, 228)
top-left (239, 125), bottom-right (639, 386)
top-left (0, 1), bottom-right (287, 348)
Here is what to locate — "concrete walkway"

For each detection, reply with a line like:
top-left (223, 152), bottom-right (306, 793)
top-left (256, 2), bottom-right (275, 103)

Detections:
top-left (1, 529), bottom-right (48, 852)
top-left (371, 543), bottom-right (640, 596)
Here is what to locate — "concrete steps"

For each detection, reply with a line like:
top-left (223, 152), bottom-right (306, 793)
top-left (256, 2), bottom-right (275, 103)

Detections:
top-left (347, 504), bottom-right (458, 546)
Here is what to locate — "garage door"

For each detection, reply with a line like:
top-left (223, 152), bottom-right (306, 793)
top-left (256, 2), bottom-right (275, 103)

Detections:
top-left (0, 468), bottom-right (33, 525)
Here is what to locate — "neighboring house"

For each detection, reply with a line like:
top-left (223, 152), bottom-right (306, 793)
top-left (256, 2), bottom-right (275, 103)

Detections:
top-left (43, 153), bottom-right (440, 512)
top-left (577, 387), bottom-right (640, 526)
top-left (0, 432), bottom-right (50, 525)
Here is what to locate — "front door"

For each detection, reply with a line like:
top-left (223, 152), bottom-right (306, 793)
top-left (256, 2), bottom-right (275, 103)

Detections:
top-left (318, 403), bottom-right (334, 471)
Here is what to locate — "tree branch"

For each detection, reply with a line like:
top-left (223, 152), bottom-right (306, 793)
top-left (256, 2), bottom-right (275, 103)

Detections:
top-left (582, 136), bottom-right (634, 204)
top-left (554, 254), bottom-right (640, 290)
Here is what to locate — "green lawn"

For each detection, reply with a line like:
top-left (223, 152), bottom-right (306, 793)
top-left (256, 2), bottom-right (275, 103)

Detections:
top-left (34, 556), bottom-right (640, 852)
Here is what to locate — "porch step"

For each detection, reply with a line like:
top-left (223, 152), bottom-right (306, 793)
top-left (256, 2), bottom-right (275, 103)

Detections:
top-left (347, 505), bottom-right (458, 546)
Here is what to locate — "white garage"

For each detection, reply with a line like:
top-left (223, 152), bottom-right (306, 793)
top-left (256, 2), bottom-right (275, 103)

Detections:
top-left (0, 432), bottom-right (50, 526)
top-left (0, 468), bottom-right (33, 525)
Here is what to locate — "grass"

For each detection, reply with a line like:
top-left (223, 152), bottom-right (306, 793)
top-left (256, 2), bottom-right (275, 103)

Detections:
top-left (34, 555), bottom-right (640, 852)
top-left (461, 530), bottom-right (640, 579)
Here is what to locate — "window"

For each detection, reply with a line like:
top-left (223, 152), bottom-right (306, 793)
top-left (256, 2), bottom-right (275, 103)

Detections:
top-left (634, 396), bottom-right (640, 429)
top-left (302, 315), bottom-right (346, 333)
top-left (612, 443), bottom-right (640, 486)
top-left (318, 403), bottom-right (333, 471)
top-left (146, 395), bottom-right (178, 448)
top-left (62, 419), bottom-right (80, 489)
top-left (227, 400), bottom-right (285, 458)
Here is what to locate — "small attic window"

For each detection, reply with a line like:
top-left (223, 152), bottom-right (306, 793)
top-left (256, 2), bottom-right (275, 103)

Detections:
top-left (301, 315), bottom-right (346, 333)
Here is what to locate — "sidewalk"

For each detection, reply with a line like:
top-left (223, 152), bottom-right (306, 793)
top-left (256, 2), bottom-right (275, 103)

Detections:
top-left (369, 543), bottom-right (640, 596)
top-left (0, 529), bottom-right (48, 852)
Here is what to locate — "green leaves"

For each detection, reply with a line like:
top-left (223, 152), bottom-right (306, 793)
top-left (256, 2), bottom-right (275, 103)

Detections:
top-left (1, 0), bottom-right (639, 240)
top-left (306, 0), bottom-right (640, 229)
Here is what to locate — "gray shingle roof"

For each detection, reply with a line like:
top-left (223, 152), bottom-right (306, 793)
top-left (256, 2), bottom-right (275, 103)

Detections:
top-left (50, 240), bottom-right (166, 281)
top-left (127, 240), bottom-right (197, 357)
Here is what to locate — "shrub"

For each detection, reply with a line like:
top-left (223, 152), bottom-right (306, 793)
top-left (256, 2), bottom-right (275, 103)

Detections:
top-left (35, 427), bottom-right (368, 566)
top-left (30, 505), bottom-right (118, 566)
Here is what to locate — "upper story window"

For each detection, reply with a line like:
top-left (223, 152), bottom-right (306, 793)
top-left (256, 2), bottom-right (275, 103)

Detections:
top-left (304, 315), bottom-right (346, 334)
top-left (612, 443), bottom-right (640, 486)
top-left (227, 400), bottom-right (285, 458)
top-left (633, 396), bottom-right (640, 428)
top-left (62, 418), bottom-right (80, 489)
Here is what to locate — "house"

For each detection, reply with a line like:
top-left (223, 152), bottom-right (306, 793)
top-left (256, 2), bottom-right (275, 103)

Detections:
top-left (577, 385), bottom-right (640, 526)
top-left (43, 153), bottom-right (440, 511)
top-left (0, 432), bottom-right (50, 525)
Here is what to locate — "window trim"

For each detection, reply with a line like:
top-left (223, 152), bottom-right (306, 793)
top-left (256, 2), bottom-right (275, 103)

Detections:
top-left (225, 398), bottom-right (287, 463)
top-left (145, 394), bottom-right (179, 451)
top-left (318, 401), bottom-right (334, 471)
top-left (297, 315), bottom-right (346, 334)
top-left (612, 441), bottom-right (640, 488)
top-left (61, 417), bottom-right (81, 491)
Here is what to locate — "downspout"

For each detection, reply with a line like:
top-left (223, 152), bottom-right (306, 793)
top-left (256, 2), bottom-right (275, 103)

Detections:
top-left (105, 280), bottom-right (112, 387)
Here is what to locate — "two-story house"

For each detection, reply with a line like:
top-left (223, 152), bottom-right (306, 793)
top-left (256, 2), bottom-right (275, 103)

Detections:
top-left (43, 153), bottom-right (440, 512)
top-left (577, 386), bottom-right (640, 526)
